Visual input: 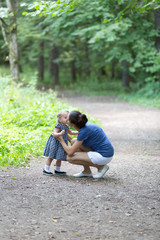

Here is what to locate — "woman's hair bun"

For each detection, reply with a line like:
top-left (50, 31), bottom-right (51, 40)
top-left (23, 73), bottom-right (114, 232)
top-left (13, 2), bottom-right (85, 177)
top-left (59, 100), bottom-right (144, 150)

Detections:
top-left (69, 111), bottom-right (88, 128)
top-left (78, 114), bottom-right (88, 127)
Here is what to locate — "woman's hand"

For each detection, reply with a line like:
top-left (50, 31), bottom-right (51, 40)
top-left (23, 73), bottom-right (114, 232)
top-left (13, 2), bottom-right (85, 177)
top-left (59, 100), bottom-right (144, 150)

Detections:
top-left (56, 134), bottom-right (63, 141)
top-left (52, 130), bottom-right (65, 141)
top-left (59, 130), bottom-right (65, 135)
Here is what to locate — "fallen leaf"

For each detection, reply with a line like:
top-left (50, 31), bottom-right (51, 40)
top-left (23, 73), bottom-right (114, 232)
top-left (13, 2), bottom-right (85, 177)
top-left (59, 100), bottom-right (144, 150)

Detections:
top-left (52, 218), bottom-right (57, 222)
top-left (76, 233), bottom-right (82, 236)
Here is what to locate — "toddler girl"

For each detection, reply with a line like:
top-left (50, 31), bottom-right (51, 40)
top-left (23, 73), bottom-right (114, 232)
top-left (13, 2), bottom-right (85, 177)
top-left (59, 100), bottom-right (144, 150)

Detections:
top-left (43, 110), bottom-right (78, 176)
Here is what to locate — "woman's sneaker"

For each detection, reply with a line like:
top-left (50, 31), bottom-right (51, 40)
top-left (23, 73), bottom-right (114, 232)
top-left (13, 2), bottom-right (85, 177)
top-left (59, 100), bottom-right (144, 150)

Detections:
top-left (43, 169), bottom-right (53, 176)
top-left (93, 165), bottom-right (109, 179)
top-left (73, 172), bottom-right (93, 178)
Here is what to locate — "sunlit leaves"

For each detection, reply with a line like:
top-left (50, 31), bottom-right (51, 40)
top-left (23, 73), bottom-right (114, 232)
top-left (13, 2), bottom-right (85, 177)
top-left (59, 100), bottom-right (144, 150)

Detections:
top-left (0, 76), bottom-right (70, 167)
top-left (0, 7), bottom-right (9, 18)
top-left (117, 0), bottom-right (160, 17)
top-left (22, 0), bottom-right (81, 17)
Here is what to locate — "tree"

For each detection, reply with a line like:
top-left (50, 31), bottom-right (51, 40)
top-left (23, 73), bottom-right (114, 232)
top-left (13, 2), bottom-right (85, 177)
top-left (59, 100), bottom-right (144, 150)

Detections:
top-left (7, 0), bottom-right (159, 93)
top-left (154, 8), bottom-right (160, 81)
top-left (38, 41), bottom-right (44, 81)
top-left (0, 0), bottom-right (19, 81)
top-left (49, 45), bottom-right (59, 86)
top-left (122, 60), bottom-right (129, 88)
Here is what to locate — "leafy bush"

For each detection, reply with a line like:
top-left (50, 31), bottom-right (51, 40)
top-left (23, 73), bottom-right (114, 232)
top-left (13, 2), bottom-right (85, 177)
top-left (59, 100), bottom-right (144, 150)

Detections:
top-left (0, 75), bottom-right (88, 167)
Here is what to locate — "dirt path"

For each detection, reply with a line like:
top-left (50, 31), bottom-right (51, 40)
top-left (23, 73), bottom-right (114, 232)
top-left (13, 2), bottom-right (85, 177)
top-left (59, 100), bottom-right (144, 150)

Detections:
top-left (0, 95), bottom-right (160, 240)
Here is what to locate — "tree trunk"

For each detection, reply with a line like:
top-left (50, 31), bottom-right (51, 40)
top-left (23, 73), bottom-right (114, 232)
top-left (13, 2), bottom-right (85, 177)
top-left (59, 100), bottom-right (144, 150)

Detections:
top-left (38, 41), bottom-right (44, 81)
top-left (154, 8), bottom-right (160, 82)
top-left (111, 60), bottom-right (116, 79)
top-left (99, 67), bottom-right (106, 82)
top-left (122, 60), bottom-right (129, 88)
top-left (100, 67), bottom-right (106, 76)
top-left (84, 41), bottom-right (90, 77)
top-left (70, 59), bottom-right (77, 82)
top-left (8, 26), bottom-right (19, 81)
top-left (49, 49), bottom-right (54, 77)
top-left (49, 46), bottom-right (59, 86)
top-left (0, 0), bottom-right (19, 81)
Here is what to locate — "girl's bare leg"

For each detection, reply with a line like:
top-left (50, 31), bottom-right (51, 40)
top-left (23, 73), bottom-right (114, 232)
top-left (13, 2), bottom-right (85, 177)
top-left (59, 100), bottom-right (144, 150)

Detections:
top-left (55, 160), bottom-right (66, 174)
top-left (56, 160), bottom-right (61, 167)
top-left (44, 158), bottom-right (53, 172)
top-left (46, 158), bottom-right (53, 166)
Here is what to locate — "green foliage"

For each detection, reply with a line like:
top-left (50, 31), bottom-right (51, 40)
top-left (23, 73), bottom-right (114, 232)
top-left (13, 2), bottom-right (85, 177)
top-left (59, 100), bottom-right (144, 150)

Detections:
top-left (118, 81), bottom-right (160, 108)
top-left (19, 0), bottom-right (160, 87)
top-left (117, 0), bottom-right (160, 16)
top-left (0, 71), bottom-right (99, 167)
top-left (1, 0), bottom-right (160, 99)
top-left (0, 74), bottom-right (69, 167)
top-left (56, 69), bottom-right (160, 108)
top-left (22, 0), bottom-right (81, 17)
top-left (0, 7), bottom-right (9, 18)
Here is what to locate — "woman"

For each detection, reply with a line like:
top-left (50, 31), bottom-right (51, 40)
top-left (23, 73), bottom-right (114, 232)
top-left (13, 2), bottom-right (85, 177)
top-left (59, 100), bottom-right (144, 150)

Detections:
top-left (56, 111), bottom-right (114, 179)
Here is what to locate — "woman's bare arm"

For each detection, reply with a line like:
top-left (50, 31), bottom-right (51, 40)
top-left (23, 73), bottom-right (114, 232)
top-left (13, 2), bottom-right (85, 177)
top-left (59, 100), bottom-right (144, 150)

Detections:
top-left (67, 134), bottom-right (72, 143)
top-left (58, 136), bottom-right (83, 156)
top-left (52, 128), bottom-right (65, 137)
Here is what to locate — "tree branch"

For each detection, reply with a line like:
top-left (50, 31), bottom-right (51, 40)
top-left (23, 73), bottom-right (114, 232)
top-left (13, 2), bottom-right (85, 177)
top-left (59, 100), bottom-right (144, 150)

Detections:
top-left (0, 18), bottom-right (9, 45)
top-left (0, 17), bottom-right (9, 27)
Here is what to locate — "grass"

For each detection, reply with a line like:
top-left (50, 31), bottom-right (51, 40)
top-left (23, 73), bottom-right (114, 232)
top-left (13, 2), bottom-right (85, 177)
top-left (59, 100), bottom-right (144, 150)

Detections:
top-left (59, 78), bottom-right (160, 109)
top-left (119, 81), bottom-right (160, 109)
top-left (120, 93), bottom-right (160, 109)
top-left (11, 64), bottom-right (160, 109)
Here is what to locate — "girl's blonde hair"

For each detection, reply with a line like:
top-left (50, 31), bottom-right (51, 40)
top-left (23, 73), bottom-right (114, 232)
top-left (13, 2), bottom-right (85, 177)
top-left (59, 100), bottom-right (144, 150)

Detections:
top-left (57, 110), bottom-right (69, 123)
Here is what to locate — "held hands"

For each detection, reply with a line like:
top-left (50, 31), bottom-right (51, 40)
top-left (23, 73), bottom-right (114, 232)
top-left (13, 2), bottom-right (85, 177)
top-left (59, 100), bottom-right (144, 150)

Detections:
top-left (52, 130), bottom-right (65, 141)
top-left (59, 130), bottom-right (65, 136)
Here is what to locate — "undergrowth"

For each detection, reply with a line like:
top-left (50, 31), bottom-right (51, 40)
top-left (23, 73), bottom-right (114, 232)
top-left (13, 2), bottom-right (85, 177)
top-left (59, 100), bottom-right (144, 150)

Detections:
top-left (0, 74), bottom-right (98, 167)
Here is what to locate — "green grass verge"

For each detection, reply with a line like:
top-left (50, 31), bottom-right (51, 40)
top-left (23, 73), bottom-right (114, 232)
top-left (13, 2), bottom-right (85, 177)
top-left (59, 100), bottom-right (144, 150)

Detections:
top-left (59, 80), bottom-right (160, 109)
top-left (0, 74), bottom-right (98, 167)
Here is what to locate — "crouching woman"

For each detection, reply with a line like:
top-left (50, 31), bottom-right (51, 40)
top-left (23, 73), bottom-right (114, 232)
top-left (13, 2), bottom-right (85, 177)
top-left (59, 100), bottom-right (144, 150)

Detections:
top-left (56, 110), bottom-right (114, 179)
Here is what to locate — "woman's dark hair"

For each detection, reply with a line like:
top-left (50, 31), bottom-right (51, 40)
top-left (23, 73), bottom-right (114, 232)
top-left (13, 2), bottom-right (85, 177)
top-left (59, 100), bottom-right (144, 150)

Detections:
top-left (69, 111), bottom-right (88, 129)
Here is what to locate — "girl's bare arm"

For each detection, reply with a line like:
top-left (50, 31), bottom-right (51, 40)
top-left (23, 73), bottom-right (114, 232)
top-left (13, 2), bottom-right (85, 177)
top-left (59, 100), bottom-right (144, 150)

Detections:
top-left (68, 129), bottom-right (79, 135)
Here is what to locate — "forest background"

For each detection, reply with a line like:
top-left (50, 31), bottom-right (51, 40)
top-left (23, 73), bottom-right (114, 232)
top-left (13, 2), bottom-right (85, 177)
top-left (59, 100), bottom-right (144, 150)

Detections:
top-left (0, 0), bottom-right (160, 167)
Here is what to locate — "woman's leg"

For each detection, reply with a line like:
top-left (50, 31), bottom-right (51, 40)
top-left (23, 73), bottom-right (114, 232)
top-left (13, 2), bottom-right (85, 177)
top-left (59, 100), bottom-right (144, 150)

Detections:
top-left (67, 152), bottom-right (102, 173)
top-left (68, 141), bottom-right (104, 173)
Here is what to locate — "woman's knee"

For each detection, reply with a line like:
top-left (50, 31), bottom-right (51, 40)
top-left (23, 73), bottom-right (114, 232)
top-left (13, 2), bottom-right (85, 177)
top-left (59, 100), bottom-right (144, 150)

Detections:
top-left (71, 138), bottom-right (77, 145)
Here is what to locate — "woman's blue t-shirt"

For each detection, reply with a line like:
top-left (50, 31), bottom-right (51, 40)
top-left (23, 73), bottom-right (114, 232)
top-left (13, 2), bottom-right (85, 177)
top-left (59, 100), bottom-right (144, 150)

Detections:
top-left (77, 122), bottom-right (114, 157)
